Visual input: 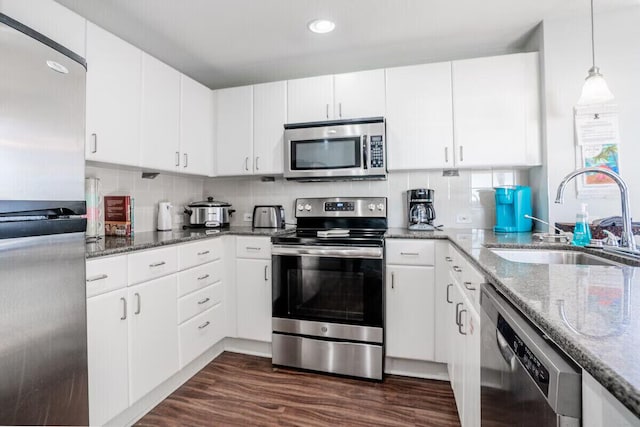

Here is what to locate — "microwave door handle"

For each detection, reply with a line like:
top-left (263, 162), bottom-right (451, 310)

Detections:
top-left (362, 135), bottom-right (368, 169)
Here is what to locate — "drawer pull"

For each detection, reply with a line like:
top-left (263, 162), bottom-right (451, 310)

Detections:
top-left (453, 265), bottom-right (462, 273)
top-left (400, 252), bottom-right (419, 256)
top-left (86, 274), bottom-right (108, 282)
top-left (198, 297), bottom-right (210, 305)
top-left (149, 261), bottom-right (166, 268)
top-left (197, 274), bottom-right (210, 281)
top-left (246, 246), bottom-right (262, 251)
top-left (198, 321), bottom-right (210, 330)
top-left (446, 284), bottom-right (453, 303)
top-left (134, 293), bottom-right (141, 315)
top-left (197, 250), bottom-right (210, 256)
top-left (445, 256), bottom-right (452, 262)
top-left (120, 297), bottom-right (127, 320)
top-left (464, 281), bottom-right (477, 291)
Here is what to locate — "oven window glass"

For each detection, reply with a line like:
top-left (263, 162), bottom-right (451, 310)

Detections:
top-left (291, 138), bottom-right (361, 170)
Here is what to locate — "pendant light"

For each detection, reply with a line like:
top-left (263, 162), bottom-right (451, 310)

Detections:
top-left (577, 0), bottom-right (614, 105)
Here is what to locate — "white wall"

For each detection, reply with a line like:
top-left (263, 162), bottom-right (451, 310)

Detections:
top-left (204, 169), bottom-right (529, 229)
top-left (541, 5), bottom-right (640, 225)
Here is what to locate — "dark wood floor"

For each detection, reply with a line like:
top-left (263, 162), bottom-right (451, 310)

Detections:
top-left (137, 352), bottom-right (460, 427)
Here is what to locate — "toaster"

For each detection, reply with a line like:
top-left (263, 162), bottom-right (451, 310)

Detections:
top-left (252, 205), bottom-right (285, 229)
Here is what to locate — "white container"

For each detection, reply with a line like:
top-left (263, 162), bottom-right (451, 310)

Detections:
top-left (157, 202), bottom-right (173, 231)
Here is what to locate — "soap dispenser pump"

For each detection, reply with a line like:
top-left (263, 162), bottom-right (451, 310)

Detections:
top-left (572, 203), bottom-right (592, 246)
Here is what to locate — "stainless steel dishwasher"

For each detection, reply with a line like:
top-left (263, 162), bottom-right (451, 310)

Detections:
top-left (480, 284), bottom-right (581, 426)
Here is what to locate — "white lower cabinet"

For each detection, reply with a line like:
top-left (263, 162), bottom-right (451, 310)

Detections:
top-left (128, 274), bottom-right (179, 403)
top-left (179, 302), bottom-right (225, 368)
top-left (236, 258), bottom-right (271, 342)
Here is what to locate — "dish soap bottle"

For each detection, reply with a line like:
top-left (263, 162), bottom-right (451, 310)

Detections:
top-left (572, 203), bottom-right (592, 246)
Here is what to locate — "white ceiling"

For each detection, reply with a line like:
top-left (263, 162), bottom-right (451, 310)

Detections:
top-left (56, 0), bottom-right (637, 89)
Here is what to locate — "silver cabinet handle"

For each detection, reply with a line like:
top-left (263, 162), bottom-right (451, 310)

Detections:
top-left (326, 103), bottom-right (329, 119)
top-left (446, 284), bottom-right (453, 304)
top-left (444, 146), bottom-right (448, 163)
top-left (198, 321), bottom-right (210, 330)
top-left (134, 293), bottom-right (141, 315)
top-left (255, 156), bottom-right (260, 171)
top-left (244, 156), bottom-right (249, 171)
top-left (458, 309), bottom-right (467, 335)
top-left (459, 145), bottom-right (464, 162)
top-left (91, 133), bottom-right (97, 154)
top-left (264, 265), bottom-right (269, 281)
top-left (86, 274), bottom-right (108, 282)
top-left (246, 246), bottom-right (261, 251)
top-left (198, 297), bottom-right (210, 305)
top-left (445, 256), bottom-right (453, 262)
top-left (175, 151), bottom-right (180, 167)
top-left (183, 153), bottom-right (188, 168)
top-left (453, 265), bottom-right (462, 273)
top-left (455, 302), bottom-right (463, 326)
top-left (120, 297), bottom-right (127, 320)
top-left (391, 272), bottom-right (395, 289)
top-left (149, 261), bottom-right (166, 268)
top-left (338, 102), bottom-right (342, 118)
top-left (197, 274), bottom-right (210, 281)
top-left (464, 281), bottom-right (477, 291)
top-left (197, 250), bottom-right (210, 256)
top-left (400, 252), bottom-right (419, 256)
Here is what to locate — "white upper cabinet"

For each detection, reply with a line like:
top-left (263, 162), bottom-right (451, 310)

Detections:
top-left (452, 52), bottom-right (541, 168)
top-left (386, 62), bottom-right (454, 170)
top-left (213, 85), bottom-right (254, 176)
top-left (287, 69), bottom-right (385, 123)
top-left (180, 75), bottom-right (213, 176)
top-left (85, 22), bottom-right (141, 166)
top-left (140, 53), bottom-right (181, 172)
top-left (253, 81), bottom-right (286, 175)
top-left (333, 69), bottom-right (385, 119)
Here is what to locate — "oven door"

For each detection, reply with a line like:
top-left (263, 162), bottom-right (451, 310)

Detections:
top-left (272, 245), bottom-right (384, 328)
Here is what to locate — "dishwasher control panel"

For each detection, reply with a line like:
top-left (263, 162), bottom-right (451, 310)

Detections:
top-left (498, 314), bottom-right (550, 396)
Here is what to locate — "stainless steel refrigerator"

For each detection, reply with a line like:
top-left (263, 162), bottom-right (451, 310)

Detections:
top-left (0, 13), bottom-right (89, 425)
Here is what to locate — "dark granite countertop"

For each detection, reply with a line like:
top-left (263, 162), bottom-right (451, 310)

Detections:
top-left (86, 226), bottom-right (296, 258)
top-left (387, 227), bottom-right (640, 418)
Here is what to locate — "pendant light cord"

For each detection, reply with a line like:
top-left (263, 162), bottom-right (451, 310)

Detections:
top-left (590, 0), bottom-right (596, 69)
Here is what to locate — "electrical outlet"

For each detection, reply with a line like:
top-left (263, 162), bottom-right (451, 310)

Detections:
top-left (243, 213), bottom-right (253, 222)
top-left (456, 214), bottom-right (472, 224)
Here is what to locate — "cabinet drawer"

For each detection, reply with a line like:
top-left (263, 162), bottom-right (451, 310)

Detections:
top-left (236, 236), bottom-right (271, 259)
top-left (178, 281), bottom-right (223, 324)
top-left (386, 239), bottom-right (435, 265)
top-left (86, 255), bottom-right (128, 297)
top-left (177, 260), bottom-right (222, 297)
top-left (178, 238), bottom-right (223, 270)
top-left (128, 246), bottom-right (178, 285)
top-left (179, 303), bottom-right (224, 368)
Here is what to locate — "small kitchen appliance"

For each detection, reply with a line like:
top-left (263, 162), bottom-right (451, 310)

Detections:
top-left (252, 205), bottom-right (285, 229)
top-left (184, 197), bottom-right (234, 228)
top-left (407, 189), bottom-right (436, 230)
top-left (157, 202), bottom-right (173, 231)
top-left (494, 186), bottom-right (532, 233)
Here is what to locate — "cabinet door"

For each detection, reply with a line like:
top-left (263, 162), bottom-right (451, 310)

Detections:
top-left (140, 53), bottom-right (181, 172)
top-left (179, 75), bottom-right (213, 176)
top-left (386, 265), bottom-right (435, 361)
top-left (462, 304), bottom-right (481, 427)
top-left (386, 62), bottom-right (454, 170)
top-left (85, 22), bottom-right (141, 166)
top-left (334, 69), bottom-right (386, 120)
top-left (451, 280), bottom-right (466, 418)
top-left (434, 243), bottom-right (453, 364)
top-left (214, 86), bottom-right (254, 176)
top-left (128, 275), bottom-right (179, 403)
top-left (253, 81), bottom-right (286, 175)
top-left (87, 289), bottom-right (129, 426)
top-left (236, 258), bottom-right (271, 342)
top-left (452, 52), bottom-right (541, 168)
top-left (287, 75), bottom-right (334, 123)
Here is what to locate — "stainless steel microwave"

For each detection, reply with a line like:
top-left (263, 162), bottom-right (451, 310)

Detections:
top-left (283, 117), bottom-right (386, 181)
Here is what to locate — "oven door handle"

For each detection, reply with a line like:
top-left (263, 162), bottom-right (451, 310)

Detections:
top-left (271, 245), bottom-right (383, 259)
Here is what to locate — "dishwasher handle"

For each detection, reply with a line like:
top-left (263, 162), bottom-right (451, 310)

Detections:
top-left (496, 329), bottom-right (517, 372)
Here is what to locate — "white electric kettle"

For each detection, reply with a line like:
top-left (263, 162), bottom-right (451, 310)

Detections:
top-left (157, 202), bottom-right (173, 231)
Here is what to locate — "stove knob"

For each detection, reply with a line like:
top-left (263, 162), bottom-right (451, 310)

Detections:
top-left (297, 204), bottom-right (304, 211)
top-left (304, 204), bottom-right (312, 211)
top-left (377, 203), bottom-right (385, 211)
top-left (368, 204), bottom-right (375, 211)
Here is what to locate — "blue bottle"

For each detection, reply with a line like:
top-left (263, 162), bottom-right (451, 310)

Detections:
top-left (572, 203), bottom-right (592, 246)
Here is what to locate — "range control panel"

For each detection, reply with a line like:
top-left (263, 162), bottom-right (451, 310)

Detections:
top-left (324, 201), bottom-right (354, 212)
top-left (295, 197), bottom-right (387, 218)
top-left (369, 135), bottom-right (385, 169)
top-left (498, 314), bottom-right (550, 396)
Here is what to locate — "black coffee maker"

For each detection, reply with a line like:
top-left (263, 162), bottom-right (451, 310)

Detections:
top-left (407, 189), bottom-right (436, 230)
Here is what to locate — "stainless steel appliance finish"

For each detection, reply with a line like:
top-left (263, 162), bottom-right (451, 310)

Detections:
top-left (271, 197), bottom-right (387, 380)
top-left (283, 117), bottom-right (386, 181)
top-left (0, 14), bottom-right (88, 425)
top-left (252, 205), bottom-right (285, 228)
top-left (184, 197), bottom-right (233, 228)
top-left (407, 189), bottom-right (436, 230)
top-left (481, 283), bottom-right (581, 426)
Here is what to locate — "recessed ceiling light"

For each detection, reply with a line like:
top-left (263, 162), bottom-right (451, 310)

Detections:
top-left (308, 19), bottom-right (335, 34)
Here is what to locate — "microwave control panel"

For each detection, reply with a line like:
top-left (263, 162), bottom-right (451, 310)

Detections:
top-left (369, 135), bottom-right (384, 169)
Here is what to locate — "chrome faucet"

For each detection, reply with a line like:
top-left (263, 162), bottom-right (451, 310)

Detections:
top-left (555, 167), bottom-right (637, 253)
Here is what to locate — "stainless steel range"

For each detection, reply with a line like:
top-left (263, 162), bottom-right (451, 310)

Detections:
top-left (271, 197), bottom-right (387, 380)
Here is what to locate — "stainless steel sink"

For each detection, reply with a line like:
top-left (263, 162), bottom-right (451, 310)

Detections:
top-left (489, 248), bottom-right (619, 266)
